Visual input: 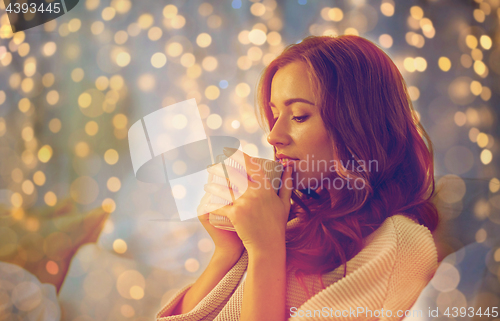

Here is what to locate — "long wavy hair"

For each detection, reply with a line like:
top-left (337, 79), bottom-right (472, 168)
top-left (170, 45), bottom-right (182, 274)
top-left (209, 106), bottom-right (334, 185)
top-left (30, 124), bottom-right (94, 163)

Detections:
top-left (256, 35), bottom-right (439, 293)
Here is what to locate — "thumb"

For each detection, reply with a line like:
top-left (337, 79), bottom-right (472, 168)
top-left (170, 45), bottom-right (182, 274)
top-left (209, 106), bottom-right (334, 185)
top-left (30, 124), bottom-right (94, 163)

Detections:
top-left (278, 164), bottom-right (294, 204)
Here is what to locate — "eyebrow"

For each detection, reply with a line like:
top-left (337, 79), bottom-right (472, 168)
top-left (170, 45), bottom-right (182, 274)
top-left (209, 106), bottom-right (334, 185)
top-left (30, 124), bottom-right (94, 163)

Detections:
top-left (269, 98), bottom-right (315, 108)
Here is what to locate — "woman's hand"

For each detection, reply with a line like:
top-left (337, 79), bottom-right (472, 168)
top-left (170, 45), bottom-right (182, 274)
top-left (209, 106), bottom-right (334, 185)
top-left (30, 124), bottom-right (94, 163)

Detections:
top-left (204, 148), bottom-right (294, 255)
top-left (197, 179), bottom-right (244, 260)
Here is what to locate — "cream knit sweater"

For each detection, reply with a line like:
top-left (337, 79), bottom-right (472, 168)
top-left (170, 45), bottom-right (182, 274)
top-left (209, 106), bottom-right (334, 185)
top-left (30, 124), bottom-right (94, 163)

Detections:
top-left (156, 214), bottom-right (438, 321)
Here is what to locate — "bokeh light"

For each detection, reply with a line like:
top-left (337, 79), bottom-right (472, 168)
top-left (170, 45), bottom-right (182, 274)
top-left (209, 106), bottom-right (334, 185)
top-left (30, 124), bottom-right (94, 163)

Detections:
top-left (0, 2), bottom-right (498, 320)
top-left (113, 238), bottom-right (127, 254)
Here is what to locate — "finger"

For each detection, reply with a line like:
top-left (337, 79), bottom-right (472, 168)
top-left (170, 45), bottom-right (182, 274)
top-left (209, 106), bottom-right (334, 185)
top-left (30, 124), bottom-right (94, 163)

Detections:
top-left (207, 163), bottom-right (249, 193)
top-left (204, 182), bottom-right (241, 203)
top-left (205, 202), bottom-right (232, 217)
top-left (223, 147), bottom-right (266, 184)
top-left (278, 162), bottom-right (294, 206)
top-left (197, 192), bottom-right (212, 216)
top-left (198, 212), bottom-right (209, 222)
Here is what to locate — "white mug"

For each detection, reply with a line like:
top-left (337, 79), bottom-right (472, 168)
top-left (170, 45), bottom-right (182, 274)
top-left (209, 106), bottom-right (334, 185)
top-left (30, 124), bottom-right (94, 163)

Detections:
top-left (208, 154), bottom-right (284, 231)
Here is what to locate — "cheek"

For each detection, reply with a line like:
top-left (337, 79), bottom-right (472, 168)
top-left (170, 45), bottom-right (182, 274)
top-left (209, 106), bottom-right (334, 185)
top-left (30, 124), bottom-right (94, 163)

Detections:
top-left (289, 119), bottom-right (334, 182)
top-left (304, 128), bottom-right (333, 161)
top-left (293, 120), bottom-right (331, 151)
top-left (294, 136), bottom-right (334, 182)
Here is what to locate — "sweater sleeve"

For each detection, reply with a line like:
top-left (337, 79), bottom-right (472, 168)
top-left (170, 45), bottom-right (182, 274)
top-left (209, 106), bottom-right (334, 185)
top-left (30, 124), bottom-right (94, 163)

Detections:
top-left (156, 251), bottom-right (249, 321)
top-left (381, 216), bottom-right (438, 320)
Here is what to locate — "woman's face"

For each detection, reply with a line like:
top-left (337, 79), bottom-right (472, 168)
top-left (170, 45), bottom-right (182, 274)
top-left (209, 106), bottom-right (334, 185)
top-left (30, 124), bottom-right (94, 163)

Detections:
top-left (267, 61), bottom-right (335, 191)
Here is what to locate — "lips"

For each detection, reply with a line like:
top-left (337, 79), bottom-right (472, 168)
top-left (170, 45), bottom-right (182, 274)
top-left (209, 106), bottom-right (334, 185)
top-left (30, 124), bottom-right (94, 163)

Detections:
top-left (275, 153), bottom-right (299, 166)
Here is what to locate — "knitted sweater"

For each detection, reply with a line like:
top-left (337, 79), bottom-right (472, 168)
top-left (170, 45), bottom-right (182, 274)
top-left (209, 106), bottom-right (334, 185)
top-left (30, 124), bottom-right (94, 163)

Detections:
top-left (156, 214), bottom-right (437, 321)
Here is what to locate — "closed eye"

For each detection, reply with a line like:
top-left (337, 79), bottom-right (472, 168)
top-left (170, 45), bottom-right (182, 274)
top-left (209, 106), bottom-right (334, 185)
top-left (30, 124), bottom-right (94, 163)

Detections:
top-left (272, 115), bottom-right (309, 123)
top-left (292, 115), bottom-right (309, 123)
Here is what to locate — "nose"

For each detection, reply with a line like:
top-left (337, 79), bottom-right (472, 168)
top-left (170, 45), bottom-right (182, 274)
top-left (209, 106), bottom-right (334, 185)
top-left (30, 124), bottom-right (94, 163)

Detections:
top-left (267, 118), bottom-right (291, 147)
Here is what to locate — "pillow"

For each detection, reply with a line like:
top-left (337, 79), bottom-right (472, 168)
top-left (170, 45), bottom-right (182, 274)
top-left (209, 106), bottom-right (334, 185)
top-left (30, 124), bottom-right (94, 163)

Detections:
top-left (0, 197), bottom-right (109, 293)
top-left (0, 261), bottom-right (61, 320)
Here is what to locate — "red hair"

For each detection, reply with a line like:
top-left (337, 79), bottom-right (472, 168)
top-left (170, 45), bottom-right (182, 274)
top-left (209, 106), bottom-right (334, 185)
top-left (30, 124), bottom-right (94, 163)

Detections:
top-left (256, 35), bottom-right (439, 293)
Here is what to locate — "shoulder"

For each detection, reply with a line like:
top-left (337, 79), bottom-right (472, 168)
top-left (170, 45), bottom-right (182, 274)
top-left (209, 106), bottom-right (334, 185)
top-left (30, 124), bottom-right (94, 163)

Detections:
top-left (358, 213), bottom-right (437, 272)
top-left (323, 214), bottom-right (431, 279)
top-left (293, 215), bottom-right (437, 312)
top-left (357, 213), bottom-right (427, 253)
top-left (294, 215), bottom-right (436, 313)
top-left (380, 215), bottom-right (439, 310)
top-left (384, 214), bottom-right (438, 281)
top-left (387, 214), bottom-right (436, 252)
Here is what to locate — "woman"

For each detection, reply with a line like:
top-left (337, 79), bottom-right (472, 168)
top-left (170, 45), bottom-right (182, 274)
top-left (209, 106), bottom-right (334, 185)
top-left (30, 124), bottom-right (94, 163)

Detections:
top-left (156, 35), bottom-right (439, 321)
